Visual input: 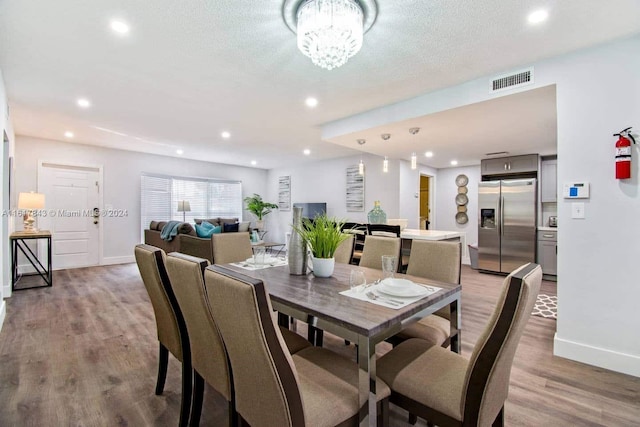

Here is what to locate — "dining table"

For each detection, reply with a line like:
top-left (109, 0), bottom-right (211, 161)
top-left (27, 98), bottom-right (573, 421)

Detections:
top-left (221, 261), bottom-right (462, 427)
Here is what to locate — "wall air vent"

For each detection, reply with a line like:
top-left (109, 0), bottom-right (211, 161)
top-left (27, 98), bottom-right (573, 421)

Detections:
top-left (491, 67), bottom-right (533, 92)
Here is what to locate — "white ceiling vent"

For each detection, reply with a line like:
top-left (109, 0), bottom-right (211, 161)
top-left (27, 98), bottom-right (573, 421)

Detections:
top-left (491, 67), bottom-right (534, 92)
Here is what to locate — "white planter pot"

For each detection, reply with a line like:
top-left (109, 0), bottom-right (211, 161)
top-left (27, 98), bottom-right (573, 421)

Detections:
top-left (311, 256), bottom-right (335, 278)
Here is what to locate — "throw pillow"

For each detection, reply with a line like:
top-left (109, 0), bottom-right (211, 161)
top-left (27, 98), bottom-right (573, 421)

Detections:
top-left (223, 222), bottom-right (239, 233)
top-left (195, 222), bottom-right (221, 238)
top-left (238, 221), bottom-right (251, 232)
top-left (199, 220), bottom-right (215, 231)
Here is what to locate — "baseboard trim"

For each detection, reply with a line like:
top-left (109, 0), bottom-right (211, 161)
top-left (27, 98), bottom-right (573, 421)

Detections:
top-left (102, 255), bottom-right (135, 266)
top-left (554, 333), bottom-right (640, 378)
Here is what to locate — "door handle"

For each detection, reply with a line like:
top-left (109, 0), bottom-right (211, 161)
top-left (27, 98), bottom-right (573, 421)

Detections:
top-left (500, 196), bottom-right (504, 236)
top-left (93, 207), bottom-right (100, 224)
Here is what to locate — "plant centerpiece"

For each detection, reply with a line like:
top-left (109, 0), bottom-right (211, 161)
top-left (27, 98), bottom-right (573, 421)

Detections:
top-left (292, 213), bottom-right (350, 278)
top-left (244, 193), bottom-right (278, 231)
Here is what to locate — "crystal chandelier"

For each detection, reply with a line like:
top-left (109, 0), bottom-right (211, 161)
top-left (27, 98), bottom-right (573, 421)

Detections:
top-left (284, 0), bottom-right (378, 71)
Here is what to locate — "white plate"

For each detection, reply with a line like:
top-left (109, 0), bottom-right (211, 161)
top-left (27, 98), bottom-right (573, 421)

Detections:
top-left (378, 278), bottom-right (430, 297)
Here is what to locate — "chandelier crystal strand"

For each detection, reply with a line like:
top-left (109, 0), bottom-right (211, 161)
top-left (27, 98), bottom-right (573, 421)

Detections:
top-left (297, 0), bottom-right (364, 70)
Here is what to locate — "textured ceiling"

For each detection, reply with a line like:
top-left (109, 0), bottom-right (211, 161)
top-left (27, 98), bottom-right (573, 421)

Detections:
top-left (1, 0), bottom-right (639, 169)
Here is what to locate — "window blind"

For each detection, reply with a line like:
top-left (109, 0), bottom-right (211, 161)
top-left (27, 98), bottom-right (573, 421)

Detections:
top-left (141, 173), bottom-right (243, 238)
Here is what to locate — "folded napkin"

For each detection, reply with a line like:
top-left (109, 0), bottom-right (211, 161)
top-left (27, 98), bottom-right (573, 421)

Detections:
top-left (340, 281), bottom-right (440, 309)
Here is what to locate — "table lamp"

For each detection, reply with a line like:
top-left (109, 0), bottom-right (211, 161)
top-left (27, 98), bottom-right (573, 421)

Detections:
top-left (177, 200), bottom-right (191, 222)
top-left (18, 191), bottom-right (45, 232)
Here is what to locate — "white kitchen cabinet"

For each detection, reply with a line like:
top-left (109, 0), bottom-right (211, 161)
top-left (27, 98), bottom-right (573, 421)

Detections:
top-left (541, 159), bottom-right (557, 202)
top-left (537, 230), bottom-right (557, 277)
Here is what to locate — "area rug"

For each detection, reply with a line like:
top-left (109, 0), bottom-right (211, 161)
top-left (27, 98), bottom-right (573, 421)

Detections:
top-left (532, 294), bottom-right (557, 319)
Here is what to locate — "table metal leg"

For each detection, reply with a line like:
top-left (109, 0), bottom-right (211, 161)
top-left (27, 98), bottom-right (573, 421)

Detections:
top-left (357, 335), bottom-right (377, 427)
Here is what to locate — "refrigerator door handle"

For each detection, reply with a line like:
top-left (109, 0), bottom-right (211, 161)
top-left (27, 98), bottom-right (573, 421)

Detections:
top-left (500, 195), bottom-right (504, 237)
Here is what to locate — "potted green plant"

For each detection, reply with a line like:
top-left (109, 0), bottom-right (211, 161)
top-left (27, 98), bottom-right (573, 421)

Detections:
top-left (291, 213), bottom-right (351, 277)
top-left (244, 193), bottom-right (278, 230)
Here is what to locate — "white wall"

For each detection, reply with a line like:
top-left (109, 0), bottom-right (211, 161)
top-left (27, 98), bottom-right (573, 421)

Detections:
top-left (435, 165), bottom-right (481, 264)
top-left (14, 136), bottom-right (268, 265)
top-left (0, 68), bottom-right (13, 327)
top-left (322, 35), bottom-right (640, 377)
top-left (266, 153), bottom-right (403, 244)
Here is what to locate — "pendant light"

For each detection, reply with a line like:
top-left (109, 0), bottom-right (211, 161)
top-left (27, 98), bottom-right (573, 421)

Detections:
top-left (409, 127), bottom-right (420, 170)
top-left (357, 139), bottom-right (366, 175)
top-left (383, 156), bottom-right (388, 173)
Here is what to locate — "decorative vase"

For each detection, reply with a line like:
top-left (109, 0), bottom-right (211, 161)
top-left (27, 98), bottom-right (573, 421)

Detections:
top-left (288, 207), bottom-right (308, 275)
top-left (311, 256), bottom-right (335, 278)
top-left (367, 200), bottom-right (387, 224)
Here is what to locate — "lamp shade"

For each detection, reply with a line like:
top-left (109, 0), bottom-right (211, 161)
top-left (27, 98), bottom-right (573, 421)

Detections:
top-left (18, 192), bottom-right (45, 210)
top-left (177, 200), bottom-right (191, 212)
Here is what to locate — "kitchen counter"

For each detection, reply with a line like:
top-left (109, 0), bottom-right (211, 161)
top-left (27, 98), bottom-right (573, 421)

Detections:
top-left (538, 226), bottom-right (558, 232)
top-left (401, 229), bottom-right (464, 241)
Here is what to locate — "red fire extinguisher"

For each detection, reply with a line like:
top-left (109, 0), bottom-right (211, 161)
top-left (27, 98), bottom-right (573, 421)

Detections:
top-left (614, 127), bottom-right (635, 180)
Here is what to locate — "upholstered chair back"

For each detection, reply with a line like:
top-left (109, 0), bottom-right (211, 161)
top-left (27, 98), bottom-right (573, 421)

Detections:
top-left (211, 232), bottom-right (253, 264)
top-left (359, 236), bottom-right (401, 271)
top-left (334, 234), bottom-right (355, 264)
top-left (462, 263), bottom-right (542, 425)
top-left (165, 253), bottom-right (232, 401)
top-left (134, 244), bottom-right (182, 361)
top-left (406, 240), bottom-right (461, 285)
top-left (204, 265), bottom-right (305, 427)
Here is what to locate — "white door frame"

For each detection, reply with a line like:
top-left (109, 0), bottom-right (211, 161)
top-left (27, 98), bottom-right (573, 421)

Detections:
top-left (419, 172), bottom-right (436, 230)
top-left (37, 160), bottom-right (104, 266)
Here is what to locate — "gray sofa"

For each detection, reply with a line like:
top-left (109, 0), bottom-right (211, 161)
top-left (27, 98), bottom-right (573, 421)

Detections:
top-left (143, 218), bottom-right (249, 263)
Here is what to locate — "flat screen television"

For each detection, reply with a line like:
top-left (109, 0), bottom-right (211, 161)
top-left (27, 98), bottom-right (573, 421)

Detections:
top-left (293, 202), bottom-right (326, 220)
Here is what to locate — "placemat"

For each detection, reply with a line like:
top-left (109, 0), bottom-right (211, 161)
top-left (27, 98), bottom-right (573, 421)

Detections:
top-left (340, 281), bottom-right (440, 309)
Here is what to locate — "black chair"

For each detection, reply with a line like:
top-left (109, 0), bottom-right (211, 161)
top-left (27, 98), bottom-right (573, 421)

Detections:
top-left (342, 222), bottom-right (367, 264)
top-left (366, 224), bottom-right (401, 237)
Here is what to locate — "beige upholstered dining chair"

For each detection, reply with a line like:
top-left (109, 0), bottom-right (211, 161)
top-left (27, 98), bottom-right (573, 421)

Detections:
top-left (164, 253), bottom-right (232, 426)
top-left (204, 265), bottom-right (391, 427)
top-left (211, 232), bottom-right (253, 264)
top-left (390, 240), bottom-right (462, 348)
top-left (377, 263), bottom-right (542, 427)
top-left (359, 236), bottom-right (402, 271)
top-left (334, 234), bottom-right (355, 264)
top-left (134, 244), bottom-right (191, 427)
top-left (165, 252), bottom-right (313, 426)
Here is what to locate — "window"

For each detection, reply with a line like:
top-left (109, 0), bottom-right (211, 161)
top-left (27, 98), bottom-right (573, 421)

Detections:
top-left (141, 173), bottom-right (242, 236)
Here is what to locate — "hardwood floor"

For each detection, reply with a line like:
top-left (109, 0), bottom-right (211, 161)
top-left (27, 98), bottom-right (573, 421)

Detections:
top-left (0, 264), bottom-right (638, 426)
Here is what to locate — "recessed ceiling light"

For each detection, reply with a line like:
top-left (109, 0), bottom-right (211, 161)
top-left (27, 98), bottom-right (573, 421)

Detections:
top-left (305, 97), bottom-right (318, 108)
top-left (221, 131), bottom-right (231, 139)
top-left (450, 160), bottom-right (458, 166)
top-left (77, 98), bottom-right (91, 108)
top-left (424, 151), bottom-right (434, 158)
top-left (528, 9), bottom-right (548, 24)
top-left (176, 149), bottom-right (183, 155)
top-left (64, 131), bottom-right (74, 138)
top-left (251, 160), bottom-right (257, 166)
top-left (110, 20), bottom-right (130, 34)
top-left (303, 149), bottom-right (311, 155)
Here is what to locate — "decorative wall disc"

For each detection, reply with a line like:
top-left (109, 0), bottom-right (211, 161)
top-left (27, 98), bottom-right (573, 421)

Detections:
top-left (458, 186), bottom-right (468, 194)
top-left (456, 212), bottom-right (468, 224)
top-left (455, 193), bottom-right (468, 206)
top-left (455, 174), bottom-right (468, 187)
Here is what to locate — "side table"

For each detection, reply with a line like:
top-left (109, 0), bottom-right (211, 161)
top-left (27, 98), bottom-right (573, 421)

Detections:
top-left (10, 230), bottom-right (53, 291)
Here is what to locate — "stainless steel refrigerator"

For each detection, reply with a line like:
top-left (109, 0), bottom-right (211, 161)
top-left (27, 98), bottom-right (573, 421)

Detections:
top-left (478, 178), bottom-right (536, 274)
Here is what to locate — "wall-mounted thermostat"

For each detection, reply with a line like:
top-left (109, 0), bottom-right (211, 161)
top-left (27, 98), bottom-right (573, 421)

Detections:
top-left (563, 181), bottom-right (590, 199)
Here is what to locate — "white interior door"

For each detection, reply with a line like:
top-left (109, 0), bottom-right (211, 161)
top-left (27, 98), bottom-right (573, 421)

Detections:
top-left (38, 162), bottom-right (101, 269)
